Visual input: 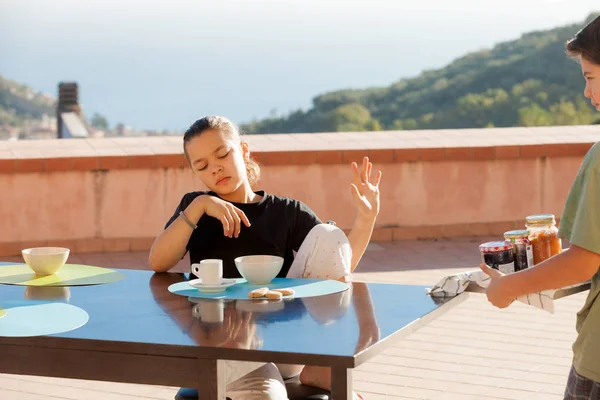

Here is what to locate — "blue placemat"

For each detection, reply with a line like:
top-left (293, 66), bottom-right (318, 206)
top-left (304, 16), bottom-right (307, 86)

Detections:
top-left (0, 301), bottom-right (89, 337)
top-left (168, 277), bottom-right (350, 300)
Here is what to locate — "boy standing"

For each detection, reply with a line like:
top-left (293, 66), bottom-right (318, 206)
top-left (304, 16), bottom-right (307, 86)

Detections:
top-left (480, 15), bottom-right (600, 399)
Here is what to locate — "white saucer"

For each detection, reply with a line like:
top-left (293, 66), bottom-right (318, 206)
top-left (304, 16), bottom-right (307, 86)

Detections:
top-left (188, 278), bottom-right (237, 293)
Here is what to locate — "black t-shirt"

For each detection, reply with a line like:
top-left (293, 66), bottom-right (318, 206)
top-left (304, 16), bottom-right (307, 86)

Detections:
top-left (165, 190), bottom-right (322, 278)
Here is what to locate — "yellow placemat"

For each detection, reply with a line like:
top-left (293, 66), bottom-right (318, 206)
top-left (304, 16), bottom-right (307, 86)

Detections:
top-left (0, 308), bottom-right (6, 319)
top-left (0, 264), bottom-right (125, 286)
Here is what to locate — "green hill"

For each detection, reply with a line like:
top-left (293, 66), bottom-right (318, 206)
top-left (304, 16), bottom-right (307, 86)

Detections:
top-left (241, 13), bottom-right (600, 134)
top-left (0, 75), bottom-right (56, 126)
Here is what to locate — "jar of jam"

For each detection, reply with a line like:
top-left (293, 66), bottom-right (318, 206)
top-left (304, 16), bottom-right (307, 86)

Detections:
top-left (525, 214), bottom-right (562, 265)
top-left (504, 230), bottom-right (534, 271)
top-left (479, 241), bottom-right (515, 274)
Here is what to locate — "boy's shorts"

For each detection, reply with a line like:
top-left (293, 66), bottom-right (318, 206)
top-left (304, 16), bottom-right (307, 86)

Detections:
top-left (564, 365), bottom-right (600, 399)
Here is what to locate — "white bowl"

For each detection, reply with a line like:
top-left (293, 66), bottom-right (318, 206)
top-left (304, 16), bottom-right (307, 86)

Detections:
top-left (22, 247), bottom-right (70, 275)
top-left (234, 255), bottom-right (284, 285)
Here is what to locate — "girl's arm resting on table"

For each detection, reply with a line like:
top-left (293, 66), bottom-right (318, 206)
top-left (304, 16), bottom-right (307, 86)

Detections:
top-left (149, 199), bottom-right (206, 273)
top-left (503, 245), bottom-right (600, 298)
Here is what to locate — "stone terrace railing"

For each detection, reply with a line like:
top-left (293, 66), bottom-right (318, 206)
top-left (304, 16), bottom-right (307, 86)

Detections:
top-left (1, 125), bottom-right (599, 256)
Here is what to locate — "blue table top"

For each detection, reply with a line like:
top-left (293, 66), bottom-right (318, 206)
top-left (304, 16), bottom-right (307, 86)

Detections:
top-left (0, 262), bottom-right (463, 365)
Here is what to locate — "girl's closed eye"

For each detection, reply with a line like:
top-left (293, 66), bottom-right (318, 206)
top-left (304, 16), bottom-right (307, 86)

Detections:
top-left (196, 151), bottom-right (230, 171)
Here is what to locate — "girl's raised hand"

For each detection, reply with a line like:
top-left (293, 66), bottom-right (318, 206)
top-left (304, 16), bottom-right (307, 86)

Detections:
top-left (350, 156), bottom-right (382, 220)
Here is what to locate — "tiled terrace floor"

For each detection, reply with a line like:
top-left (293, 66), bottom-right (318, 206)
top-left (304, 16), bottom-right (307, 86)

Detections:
top-left (1, 237), bottom-right (585, 399)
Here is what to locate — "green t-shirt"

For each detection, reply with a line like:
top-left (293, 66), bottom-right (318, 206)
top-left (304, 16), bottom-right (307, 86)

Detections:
top-left (558, 142), bottom-right (600, 382)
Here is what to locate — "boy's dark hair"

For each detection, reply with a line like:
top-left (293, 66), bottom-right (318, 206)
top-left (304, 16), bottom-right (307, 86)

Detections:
top-left (566, 14), bottom-right (600, 64)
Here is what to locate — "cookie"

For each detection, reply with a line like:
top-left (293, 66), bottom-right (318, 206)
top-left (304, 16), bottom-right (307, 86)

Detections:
top-left (248, 287), bottom-right (269, 298)
top-left (272, 288), bottom-right (295, 296)
top-left (265, 290), bottom-right (283, 299)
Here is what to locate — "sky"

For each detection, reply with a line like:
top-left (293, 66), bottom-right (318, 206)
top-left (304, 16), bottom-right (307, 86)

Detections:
top-left (0, 0), bottom-right (598, 130)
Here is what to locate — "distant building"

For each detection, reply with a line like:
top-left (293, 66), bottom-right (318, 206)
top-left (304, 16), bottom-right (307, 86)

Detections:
top-left (87, 127), bottom-right (105, 138)
top-left (0, 126), bottom-right (19, 141)
top-left (17, 115), bottom-right (57, 140)
top-left (57, 82), bottom-right (89, 139)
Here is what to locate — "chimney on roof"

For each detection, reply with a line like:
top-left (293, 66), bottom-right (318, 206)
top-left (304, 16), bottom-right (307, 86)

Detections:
top-left (57, 82), bottom-right (84, 138)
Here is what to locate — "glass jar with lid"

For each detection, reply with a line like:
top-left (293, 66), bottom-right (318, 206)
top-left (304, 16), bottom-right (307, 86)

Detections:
top-left (504, 230), bottom-right (534, 271)
top-left (525, 214), bottom-right (562, 265)
top-left (479, 241), bottom-right (515, 274)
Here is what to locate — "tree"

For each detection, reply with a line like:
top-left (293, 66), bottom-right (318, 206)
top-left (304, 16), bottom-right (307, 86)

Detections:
top-left (325, 103), bottom-right (373, 132)
top-left (402, 119), bottom-right (418, 130)
top-left (518, 104), bottom-right (553, 126)
top-left (237, 15), bottom-right (598, 134)
top-left (90, 113), bottom-right (109, 130)
top-left (551, 101), bottom-right (578, 126)
top-left (367, 119), bottom-right (382, 131)
top-left (391, 120), bottom-right (404, 130)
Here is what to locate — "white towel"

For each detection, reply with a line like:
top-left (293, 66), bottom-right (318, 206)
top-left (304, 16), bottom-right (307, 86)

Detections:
top-left (427, 270), bottom-right (556, 313)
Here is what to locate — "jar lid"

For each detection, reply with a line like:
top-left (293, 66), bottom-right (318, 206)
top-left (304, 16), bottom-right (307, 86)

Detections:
top-left (479, 241), bottom-right (513, 253)
top-left (525, 214), bottom-right (555, 226)
top-left (504, 229), bottom-right (530, 239)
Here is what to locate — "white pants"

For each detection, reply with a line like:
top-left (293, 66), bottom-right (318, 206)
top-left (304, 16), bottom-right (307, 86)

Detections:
top-left (227, 362), bottom-right (289, 400)
top-left (227, 223), bottom-right (353, 400)
top-left (286, 222), bottom-right (352, 281)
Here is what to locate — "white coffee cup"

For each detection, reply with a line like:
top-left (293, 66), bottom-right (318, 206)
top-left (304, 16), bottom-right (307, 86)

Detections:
top-left (192, 259), bottom-right (223, 285)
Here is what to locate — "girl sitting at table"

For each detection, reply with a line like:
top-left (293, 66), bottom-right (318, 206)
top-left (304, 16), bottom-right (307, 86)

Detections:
top-left (149, 116), bottom-right (381, 400)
